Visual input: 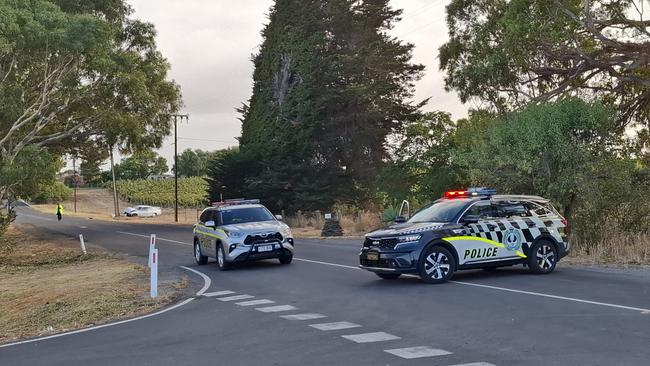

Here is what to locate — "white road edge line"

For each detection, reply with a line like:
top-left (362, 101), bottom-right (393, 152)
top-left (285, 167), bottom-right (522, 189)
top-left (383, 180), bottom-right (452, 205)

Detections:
top-left (292, 257), bottom-right (650, 314)
top-left (450, 280), bottom-right (650, 313)
top-left (0, 266), bottom-right (210, 349)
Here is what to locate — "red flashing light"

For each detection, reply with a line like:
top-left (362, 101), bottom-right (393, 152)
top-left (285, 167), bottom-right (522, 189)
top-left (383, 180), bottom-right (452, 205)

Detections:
top-left (444, 190), bottom-right (468, 199)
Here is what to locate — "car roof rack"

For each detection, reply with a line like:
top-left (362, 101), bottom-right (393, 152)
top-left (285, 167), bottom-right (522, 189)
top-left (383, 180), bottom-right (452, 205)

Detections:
top-left (211, 199), bottom-right (260, 208)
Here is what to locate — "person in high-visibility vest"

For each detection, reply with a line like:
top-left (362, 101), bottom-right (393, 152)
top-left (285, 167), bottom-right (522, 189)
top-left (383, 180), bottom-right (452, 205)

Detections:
top-left (56, 203), bottom-right (63, 221)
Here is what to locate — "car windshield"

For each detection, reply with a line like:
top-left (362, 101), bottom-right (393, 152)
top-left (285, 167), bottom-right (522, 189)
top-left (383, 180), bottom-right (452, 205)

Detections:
top-left (409, 199), bottom-right (471, 223)
top-left (221, 207), bottom-right (275, 225)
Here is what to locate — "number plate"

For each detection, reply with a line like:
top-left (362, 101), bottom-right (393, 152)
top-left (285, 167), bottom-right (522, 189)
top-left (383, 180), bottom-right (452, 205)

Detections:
top-left (257, 245), bottom-right (273, 252)
top-left (366, 252), bottom-right (379, 261)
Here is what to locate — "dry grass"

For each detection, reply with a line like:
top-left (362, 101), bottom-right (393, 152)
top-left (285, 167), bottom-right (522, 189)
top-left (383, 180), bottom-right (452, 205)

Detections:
top-left (0, 227), bottom-right (187, 343)
top-left (567, 232), bottom-right (650, 266)
top-left (285, 211), bottom-right (382, 237)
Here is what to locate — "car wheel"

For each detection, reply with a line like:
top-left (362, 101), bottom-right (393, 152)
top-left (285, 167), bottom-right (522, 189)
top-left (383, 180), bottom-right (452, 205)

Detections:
top-left (132, 213), bottom-right (138, 217)
top-left (194, 241), bottom-right (208, 265)
top-left (216, 244), bottom-right (231, 271)
top-left (376, 273), bottom-right (401, 280)
top-left (528, 240), bottom-right (557, 274)
top-left (418, 245), bottom-right (456, 284)
top-left (278, 254), bottom-right (293, 265)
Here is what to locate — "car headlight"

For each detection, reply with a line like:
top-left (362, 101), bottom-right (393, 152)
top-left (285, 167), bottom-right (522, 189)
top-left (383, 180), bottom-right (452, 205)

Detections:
top-left (281, 226), bottom-right (292, 238)
top-left (225, 230), bottom-right (244, 238)
top-left (398, 234), bottom-right (422, 243)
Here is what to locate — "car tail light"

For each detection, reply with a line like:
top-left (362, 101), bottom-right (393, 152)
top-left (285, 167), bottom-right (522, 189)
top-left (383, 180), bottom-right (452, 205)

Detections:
top-left (561, 218), bottom-right (570, 235)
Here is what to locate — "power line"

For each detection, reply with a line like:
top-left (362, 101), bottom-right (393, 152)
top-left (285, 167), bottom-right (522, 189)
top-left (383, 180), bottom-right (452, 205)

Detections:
top-left (177, 136), bottom-right (238, 144)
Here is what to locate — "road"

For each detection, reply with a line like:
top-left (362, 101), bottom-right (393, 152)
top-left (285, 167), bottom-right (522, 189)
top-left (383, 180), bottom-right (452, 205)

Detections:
top-left (1, 208), bottom-right (649, 366)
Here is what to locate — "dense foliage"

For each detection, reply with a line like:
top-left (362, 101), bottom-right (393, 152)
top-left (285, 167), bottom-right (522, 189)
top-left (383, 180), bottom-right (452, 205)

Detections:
top-left (114, 177), bottom-right (208, 207)
top-left (113, 151), bottom-right (168, 180)
top-left (439, 0), bottom-right (650, 128)
top-left (176, 148), bottom-right (230, 177)
top-left (209, 0), bottom-right (424, 211)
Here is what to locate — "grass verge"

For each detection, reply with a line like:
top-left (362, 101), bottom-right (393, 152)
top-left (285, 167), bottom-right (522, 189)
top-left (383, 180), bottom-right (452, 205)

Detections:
top-left (0, 227), bottom-right (188, 343)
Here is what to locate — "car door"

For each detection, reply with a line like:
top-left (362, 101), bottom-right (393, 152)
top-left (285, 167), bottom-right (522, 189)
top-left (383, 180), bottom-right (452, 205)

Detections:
top-left (450, 201), bottom-right (524, 265)
top-left (197, 210), bottom-right (212, 253)
top-left (493, 200), bottom-right (534, 257)
top-left (201, 210), bottom-right (220, 256)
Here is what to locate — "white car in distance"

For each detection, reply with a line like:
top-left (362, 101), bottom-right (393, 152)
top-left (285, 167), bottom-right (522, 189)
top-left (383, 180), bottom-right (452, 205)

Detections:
top-left (123, 205), bottom-right (162, 217)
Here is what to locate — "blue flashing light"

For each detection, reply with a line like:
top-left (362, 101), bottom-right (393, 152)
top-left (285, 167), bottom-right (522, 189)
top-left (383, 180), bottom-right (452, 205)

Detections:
top-left (467, 187), bottom-right (497, 196)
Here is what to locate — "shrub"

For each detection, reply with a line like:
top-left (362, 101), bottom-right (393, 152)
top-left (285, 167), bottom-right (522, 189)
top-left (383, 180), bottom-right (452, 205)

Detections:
top-left (32, 183), bottom-right (72, 204)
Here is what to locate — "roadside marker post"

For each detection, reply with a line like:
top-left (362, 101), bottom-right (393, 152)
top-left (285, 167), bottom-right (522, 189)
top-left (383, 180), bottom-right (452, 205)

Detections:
top-left (150, 249), bottom-right (158, 299)
top-left (78, 234), bottom-right (87, 255)
top-left (148, 234), bottom-right (156, 267)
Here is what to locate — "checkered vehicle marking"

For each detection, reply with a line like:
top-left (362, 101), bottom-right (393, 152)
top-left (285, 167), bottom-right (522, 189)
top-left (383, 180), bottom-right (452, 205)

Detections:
top-left (466, 216), bottom-right (566, 251)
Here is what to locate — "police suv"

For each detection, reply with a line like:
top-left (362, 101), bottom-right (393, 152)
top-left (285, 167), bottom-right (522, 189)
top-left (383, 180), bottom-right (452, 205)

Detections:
top-left (359, 188), bottom-right (570, 283)
top-left (193, 199), bottom-right (294, 270)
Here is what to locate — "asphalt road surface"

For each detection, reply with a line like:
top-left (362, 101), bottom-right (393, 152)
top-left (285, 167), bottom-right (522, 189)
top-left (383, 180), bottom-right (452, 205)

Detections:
top-left (1, 208), bottom-right (649, 366)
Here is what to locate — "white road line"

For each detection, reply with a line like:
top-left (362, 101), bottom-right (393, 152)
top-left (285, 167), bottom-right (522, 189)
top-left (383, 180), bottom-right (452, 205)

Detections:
top-left (384, 346), bottom-right (452, 359)
top-left (217, 295), bottom-right (254, 302)
top-left (309, 321), bottom-right (361, 331)
top-left (117, 231), bottom-right (190, 246)
top-left (451, 280), bottom-right (650, 313)
top-left (341, 332), bottom-right (401, 343)
top-left (293, 256), bottom-right (650, 314)
top-left (203, 290), bottom-right (235, 297)
top-left (448, 363), bottom-right (496, 366)
top-left (255, 305), bottom-right (297, 313)
top-left (280, 313), bottom-right (328, 321)
top-left (0, 265), bottom-right (210, 349)
top-left (294, 257), bottom-right (360, 270)
top-left (236, 299), bottom-right (275, 306)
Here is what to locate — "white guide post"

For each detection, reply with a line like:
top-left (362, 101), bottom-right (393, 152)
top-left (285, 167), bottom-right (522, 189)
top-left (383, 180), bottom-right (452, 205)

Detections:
top-left (79, 234), bottom-right (87, 255)
top-left (150, 248), bottom-right (158, 299)
top-left (148, 234), bottom-right (156, 268)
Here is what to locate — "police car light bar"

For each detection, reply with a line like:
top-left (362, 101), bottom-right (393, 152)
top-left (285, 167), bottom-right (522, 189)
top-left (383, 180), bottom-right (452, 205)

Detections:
top-left (444, 187), bottom-right (496, 198)
top-left (211, 199), bottom-right (260, 207)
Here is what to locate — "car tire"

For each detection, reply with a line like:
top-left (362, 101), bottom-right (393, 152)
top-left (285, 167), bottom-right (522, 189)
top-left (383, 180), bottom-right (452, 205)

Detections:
top-left (279, 254), bottom-right (293, 265)
top-left (194, 241), bottom-right (208, 265)
top-left (528, 240), bottom-right (557, 274)
top-left (418, 245), bottom-right (456, 284)
top-left (376, 273), bottom-right (401, 280)
top-left (216, 244), bottom-right (231, 271)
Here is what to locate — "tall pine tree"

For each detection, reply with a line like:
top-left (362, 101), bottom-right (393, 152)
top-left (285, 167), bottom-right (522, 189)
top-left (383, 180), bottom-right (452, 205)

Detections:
top-left (209, 0), bottom-right (423, 211)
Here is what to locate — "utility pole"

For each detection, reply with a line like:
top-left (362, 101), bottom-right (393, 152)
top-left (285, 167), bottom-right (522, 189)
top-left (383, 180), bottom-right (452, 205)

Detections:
top-left (109, 145), bottom-right (120, 217)
top-left (72, 156), bottom-right (77, 213)
top-left (171, 114), bottom-right (189, 222)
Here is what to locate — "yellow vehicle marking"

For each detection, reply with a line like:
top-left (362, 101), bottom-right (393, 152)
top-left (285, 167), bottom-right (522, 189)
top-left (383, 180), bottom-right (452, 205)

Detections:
top-left (443, 236), bottom-right (527, 258)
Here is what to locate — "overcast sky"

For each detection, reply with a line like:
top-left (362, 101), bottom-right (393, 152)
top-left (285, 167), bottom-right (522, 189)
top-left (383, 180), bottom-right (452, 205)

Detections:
top-left (125, 0), bottom-right (468, 168)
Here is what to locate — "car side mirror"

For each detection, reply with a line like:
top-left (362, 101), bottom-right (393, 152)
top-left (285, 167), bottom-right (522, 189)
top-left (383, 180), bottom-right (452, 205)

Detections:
top-left (461, 215), bottom-right (480, 224)
top-left (394, 216), bottom-right (407, 223)
top-left (275, 214), bottom-right (283, 221)
top-left (204, 220), bottom-right (216, 229)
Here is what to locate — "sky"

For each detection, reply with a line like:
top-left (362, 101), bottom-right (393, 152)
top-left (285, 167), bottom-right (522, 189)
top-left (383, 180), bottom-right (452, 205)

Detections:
top-left (124, 0), bottom-right (469, 168)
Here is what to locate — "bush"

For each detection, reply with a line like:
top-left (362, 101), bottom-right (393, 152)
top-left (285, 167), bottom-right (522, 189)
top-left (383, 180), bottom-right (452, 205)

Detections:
top-left (32, 182), bottom-right (73, 204)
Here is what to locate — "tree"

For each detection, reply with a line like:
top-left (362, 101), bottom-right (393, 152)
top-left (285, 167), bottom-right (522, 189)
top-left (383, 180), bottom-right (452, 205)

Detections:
top-left (439, 0), bottom-right (650, 127)
top-left (377, 112), bottom-right (458, 205)
top-left (0, 0), bottom-right (181, 176)
top-left (452, 99), bottom-right (626, 221)
top-left (115, 150), bottom-right (167, 180)
top-left (176, 149), bottom-right (223, 177)
top-left (218, 0), bottom-right (424, 211)
top-left (0, 146), bottom-right (63, 201)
